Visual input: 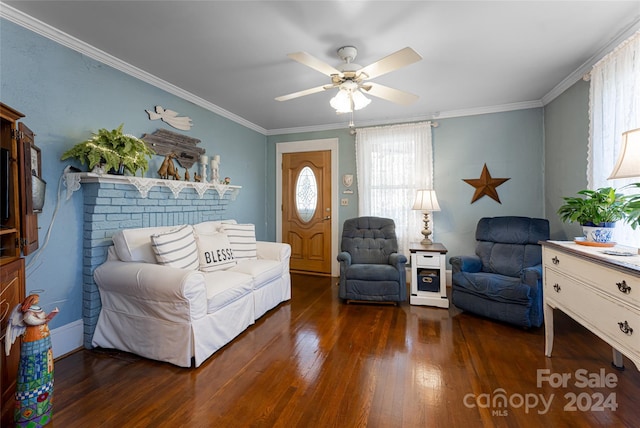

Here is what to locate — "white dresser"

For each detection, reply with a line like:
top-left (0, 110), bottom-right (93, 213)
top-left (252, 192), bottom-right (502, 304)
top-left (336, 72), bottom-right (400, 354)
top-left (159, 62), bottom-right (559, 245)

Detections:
top-left (541, 241), bottom-right (640, 371)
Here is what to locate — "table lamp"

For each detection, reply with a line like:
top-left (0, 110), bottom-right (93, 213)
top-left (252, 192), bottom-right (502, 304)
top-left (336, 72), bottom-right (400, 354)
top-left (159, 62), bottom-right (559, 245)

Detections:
top-left (608, 128), bottom-right (640, 254)
top-left (608, 128), bottom-right (640, 179)
top-left (412, 189), bottom-right (441, 245)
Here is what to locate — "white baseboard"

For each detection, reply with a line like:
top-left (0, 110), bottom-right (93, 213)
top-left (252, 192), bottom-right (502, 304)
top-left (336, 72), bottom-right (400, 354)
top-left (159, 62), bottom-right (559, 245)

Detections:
top-left (50, 319), bottom-right (83, 359)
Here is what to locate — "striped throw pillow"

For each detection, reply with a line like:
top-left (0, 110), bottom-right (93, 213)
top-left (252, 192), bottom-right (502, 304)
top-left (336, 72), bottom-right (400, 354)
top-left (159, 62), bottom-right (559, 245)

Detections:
top-left (150, 224), bottom-right (200, 270)
top-left (221, 223), bottom-right (257, 261)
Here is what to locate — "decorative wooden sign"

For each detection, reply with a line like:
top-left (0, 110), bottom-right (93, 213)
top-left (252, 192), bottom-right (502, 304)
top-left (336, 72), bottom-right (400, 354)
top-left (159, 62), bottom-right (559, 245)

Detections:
top-left (141, 129), bottom-right (205, 169)
top-left (463, 163), bottom-right (510, 204)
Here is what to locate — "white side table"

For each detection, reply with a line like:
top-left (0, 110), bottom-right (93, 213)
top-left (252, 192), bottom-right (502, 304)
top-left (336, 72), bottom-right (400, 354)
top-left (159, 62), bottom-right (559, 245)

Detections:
top-left (409, 242), bottom-right (449, 308)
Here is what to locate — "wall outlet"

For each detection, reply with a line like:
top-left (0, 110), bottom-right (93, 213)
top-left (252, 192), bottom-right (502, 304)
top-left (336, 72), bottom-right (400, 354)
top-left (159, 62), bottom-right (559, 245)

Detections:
top-left (341, 198), bottom-right (349, 206)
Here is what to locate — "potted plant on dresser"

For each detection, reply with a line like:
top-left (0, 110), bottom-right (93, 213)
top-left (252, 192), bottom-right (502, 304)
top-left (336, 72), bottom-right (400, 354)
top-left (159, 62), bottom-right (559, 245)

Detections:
top-left (61, 124), bottom-right (155, 176)
top-left (557, 186), bottom-right (633, 246)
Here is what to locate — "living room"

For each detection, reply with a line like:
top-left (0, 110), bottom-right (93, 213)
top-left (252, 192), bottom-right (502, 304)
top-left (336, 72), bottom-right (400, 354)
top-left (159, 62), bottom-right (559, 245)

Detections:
top-left (1, 1), bottom-right (640, 426)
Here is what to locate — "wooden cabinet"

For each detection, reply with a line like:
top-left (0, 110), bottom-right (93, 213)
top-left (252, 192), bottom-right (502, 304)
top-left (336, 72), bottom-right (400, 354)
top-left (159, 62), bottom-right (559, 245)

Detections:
top-left (542, 241), bottom-right (640, 370)
top-left (1, 257), bottom-right (25, 425)
top-left (0, 102), bottom-right (39, 259)
top-left (1, 103), bottom-right (23, 261)
top-left (17, 122), bottom-right (39, 255)
top-left (1, 102), bottom-right (39, 426)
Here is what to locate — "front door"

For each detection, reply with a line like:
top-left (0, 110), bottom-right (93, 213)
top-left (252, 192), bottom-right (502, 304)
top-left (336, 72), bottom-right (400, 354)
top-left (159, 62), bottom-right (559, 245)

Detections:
top-left (282, 150), bottom-right (332, 275)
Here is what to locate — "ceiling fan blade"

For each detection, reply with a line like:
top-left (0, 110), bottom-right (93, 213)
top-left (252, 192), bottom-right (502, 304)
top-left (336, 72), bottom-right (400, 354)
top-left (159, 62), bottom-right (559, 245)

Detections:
top-left (363, 83), bottom-right (419, 105)
top-left (275, 84), bottom-right (333, 102)
top-left (359, 47), bottom-right (422, 80)
top-left (287, 52), bottom-right (342, 77)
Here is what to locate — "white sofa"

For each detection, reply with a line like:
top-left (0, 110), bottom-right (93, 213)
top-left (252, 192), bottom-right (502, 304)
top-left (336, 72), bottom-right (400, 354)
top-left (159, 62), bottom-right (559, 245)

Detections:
top-left (92, 220), bottom-right (291, 368)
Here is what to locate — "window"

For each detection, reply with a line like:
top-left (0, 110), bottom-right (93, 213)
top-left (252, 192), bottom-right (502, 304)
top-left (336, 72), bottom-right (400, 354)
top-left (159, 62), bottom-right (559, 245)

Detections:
top-left (356, 122), bottom-right (435, 256)
top-left (588, 30), bottom-right (640, 247)
top-left (295, 166), bottom-right (317, 222)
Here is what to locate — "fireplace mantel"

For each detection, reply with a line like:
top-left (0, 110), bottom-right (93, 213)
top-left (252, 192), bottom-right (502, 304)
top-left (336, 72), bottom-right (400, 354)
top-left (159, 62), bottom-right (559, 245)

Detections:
top-left (64, 172), bottom-right (241, 200)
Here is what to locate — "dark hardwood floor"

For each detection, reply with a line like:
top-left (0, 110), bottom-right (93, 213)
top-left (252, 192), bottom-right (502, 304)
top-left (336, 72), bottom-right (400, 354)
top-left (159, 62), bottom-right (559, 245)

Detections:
top-left (44, 274), bottom-right (640, 427)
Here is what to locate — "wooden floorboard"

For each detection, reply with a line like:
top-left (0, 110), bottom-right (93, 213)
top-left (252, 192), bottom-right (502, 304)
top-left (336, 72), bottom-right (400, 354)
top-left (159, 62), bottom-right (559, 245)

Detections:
top-left (37, 274), bottom-right (640, 427)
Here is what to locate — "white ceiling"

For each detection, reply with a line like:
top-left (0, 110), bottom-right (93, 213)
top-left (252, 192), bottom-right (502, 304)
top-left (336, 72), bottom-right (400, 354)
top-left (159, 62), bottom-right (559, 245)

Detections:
top-left (3, 1), bottom-right (640, 134)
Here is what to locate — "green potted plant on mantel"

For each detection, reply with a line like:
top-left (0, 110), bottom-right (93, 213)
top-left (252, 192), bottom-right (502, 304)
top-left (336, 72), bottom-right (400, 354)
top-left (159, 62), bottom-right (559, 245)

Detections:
top-left (557, 187), bottom-right (635, 244)
top-left (61, 124), bottom-right (155, 176)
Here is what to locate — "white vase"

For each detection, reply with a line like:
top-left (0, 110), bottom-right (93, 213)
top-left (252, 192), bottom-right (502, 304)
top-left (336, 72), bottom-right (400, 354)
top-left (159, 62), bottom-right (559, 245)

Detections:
top-left (581, 223), bottom-right (616, 243)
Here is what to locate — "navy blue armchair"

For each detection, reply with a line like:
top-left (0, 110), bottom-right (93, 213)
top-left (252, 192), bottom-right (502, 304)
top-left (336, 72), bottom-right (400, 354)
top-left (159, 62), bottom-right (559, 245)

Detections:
top-left (450, 216), bottom-right (550, 328)
top-left (337, 217), bottom-right (407, 304)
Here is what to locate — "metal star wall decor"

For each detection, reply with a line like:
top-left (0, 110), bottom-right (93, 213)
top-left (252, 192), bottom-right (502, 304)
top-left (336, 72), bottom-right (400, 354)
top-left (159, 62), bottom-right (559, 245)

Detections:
top-left (463, 163), bottom-right (510, 204)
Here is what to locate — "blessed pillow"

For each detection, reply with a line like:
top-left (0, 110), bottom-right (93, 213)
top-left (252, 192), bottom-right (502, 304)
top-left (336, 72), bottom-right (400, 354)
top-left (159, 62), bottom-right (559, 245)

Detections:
top-left (195, 231), bottom-right (237, 272)
top-left (150, 224), bottom-right (200, 270)
top-left (220, 223), bottom-right (257, 261)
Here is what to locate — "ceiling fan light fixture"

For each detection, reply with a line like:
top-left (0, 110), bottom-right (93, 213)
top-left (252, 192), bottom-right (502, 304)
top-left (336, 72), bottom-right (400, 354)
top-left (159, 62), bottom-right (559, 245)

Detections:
top-left (277, 45), bottom-right (421, 112)
top-left (330, 89), bottom-right (352, 113)
top-left (352, 89), bottom-right (371, 111)
top-left (330, 86), bottom-right (371, 114)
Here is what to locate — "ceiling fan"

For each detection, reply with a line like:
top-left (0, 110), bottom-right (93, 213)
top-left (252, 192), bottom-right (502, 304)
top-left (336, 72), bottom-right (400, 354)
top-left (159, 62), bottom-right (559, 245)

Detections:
top-left (275, 46), bottom-right (422, 113)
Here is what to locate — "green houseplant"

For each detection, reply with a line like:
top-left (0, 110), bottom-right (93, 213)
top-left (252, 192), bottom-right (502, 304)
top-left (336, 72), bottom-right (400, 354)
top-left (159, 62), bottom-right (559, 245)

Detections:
top-left (557, 187), bottom-right (632, 226)
top-left (624, 183), bottom-right (640, 230)
top-left (61, 124), bottom-right (155, 176)
top-left (557, 187), bottom-right (634, 242)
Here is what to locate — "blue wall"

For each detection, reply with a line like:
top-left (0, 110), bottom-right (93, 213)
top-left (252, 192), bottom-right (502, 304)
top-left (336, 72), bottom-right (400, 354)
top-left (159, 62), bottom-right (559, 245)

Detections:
top-left (1, 19), bottom-right (267, 329)
top-left (543, 79), bottom-right (590, 240)
top-left (2, 16), bottom-right (577, 339)
top-left (267, 108), bottom-right (545, 261)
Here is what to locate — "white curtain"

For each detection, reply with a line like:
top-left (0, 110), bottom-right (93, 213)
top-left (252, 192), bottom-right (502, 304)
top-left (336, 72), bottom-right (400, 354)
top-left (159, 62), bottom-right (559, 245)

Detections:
top-left (588, 30), bottom-right (640, 247)
top-left (356, 121), bottom-right (434, 256)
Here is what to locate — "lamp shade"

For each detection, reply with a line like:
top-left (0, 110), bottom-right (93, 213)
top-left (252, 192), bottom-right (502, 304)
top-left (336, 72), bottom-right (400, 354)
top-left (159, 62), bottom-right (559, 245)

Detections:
top-left (351, 90), bottom-right (371, 111)
top-left (330, 89), bottom-right (351, 114)
top-left (412, 189), bottom-right (441, 211)
top-left (608, 128), bottom-right (640, 179)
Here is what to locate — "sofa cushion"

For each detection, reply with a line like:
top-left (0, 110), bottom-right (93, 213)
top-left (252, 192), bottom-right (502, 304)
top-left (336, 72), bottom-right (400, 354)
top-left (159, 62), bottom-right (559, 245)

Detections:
top-left (195, 231), bottom-right (237, 272)
top-left (150, 225), bottom-right (200, 270)
top-left (193, 219), bottom-right (237, 236)
top-left (452, 271), bottom-right (533, 304)
top-left (112, 225), bottom-right (174, 263)
top-left (203, 270), bottom-right (253, 313)
top-left (221, 223), bottom-right (257, 260)
top-left (229, 259), bottom-right (282, 288)
top-left (345, 264), bottom-right (400, 281)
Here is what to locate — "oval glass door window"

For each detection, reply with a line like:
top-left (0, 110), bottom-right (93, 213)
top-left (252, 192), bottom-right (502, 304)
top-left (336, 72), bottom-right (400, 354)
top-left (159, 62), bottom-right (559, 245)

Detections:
top-left (296, 166), bottom-right (318, 222)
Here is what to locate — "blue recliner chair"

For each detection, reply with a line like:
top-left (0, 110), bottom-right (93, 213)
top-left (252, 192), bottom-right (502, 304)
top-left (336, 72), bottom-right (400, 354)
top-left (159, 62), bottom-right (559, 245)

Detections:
top-left (337, 217), bottom-right (408, 304)
top-left (450, 216), bottom-right (550, 328)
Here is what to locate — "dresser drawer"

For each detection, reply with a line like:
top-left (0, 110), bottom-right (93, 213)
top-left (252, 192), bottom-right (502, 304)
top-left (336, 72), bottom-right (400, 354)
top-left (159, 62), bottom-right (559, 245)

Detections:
top-left (544, 247), bottom-right (640, 307)
top-left (545, 268), bottom-right (640, 355)
top-left (414, 253), bottom-right (441, 268)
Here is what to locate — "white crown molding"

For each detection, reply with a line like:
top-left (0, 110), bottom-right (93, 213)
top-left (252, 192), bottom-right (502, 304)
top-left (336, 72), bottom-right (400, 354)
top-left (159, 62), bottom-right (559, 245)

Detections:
top-left (541, 16), bottom-right (640, 106)
top-left (430, 100), bottom-right (544, 120)
top-left (0, 4), bottom-right (268, 135)
top-left (266, 100), bottom-right (544, 135)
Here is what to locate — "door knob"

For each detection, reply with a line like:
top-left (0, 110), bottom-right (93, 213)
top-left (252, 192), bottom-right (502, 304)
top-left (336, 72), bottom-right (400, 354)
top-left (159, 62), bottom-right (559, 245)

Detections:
top-left (323, 215), bottom-right (331, 220)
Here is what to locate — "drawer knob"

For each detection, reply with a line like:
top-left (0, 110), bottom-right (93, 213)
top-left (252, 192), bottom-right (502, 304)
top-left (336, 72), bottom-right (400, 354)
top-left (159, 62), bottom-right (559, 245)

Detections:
top-left (553, 283), bottom-right (561, 292)
top-left (617, 280), bottom-right (631, 294)
top-left (618, 320), bottom-right (634, 336)
top-left (552, 256), bottom-right (559, 265)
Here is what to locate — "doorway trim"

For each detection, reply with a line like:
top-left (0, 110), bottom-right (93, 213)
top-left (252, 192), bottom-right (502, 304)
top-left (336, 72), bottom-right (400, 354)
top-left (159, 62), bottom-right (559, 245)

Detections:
top-left (276, 138), bottom-right (339, 277)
